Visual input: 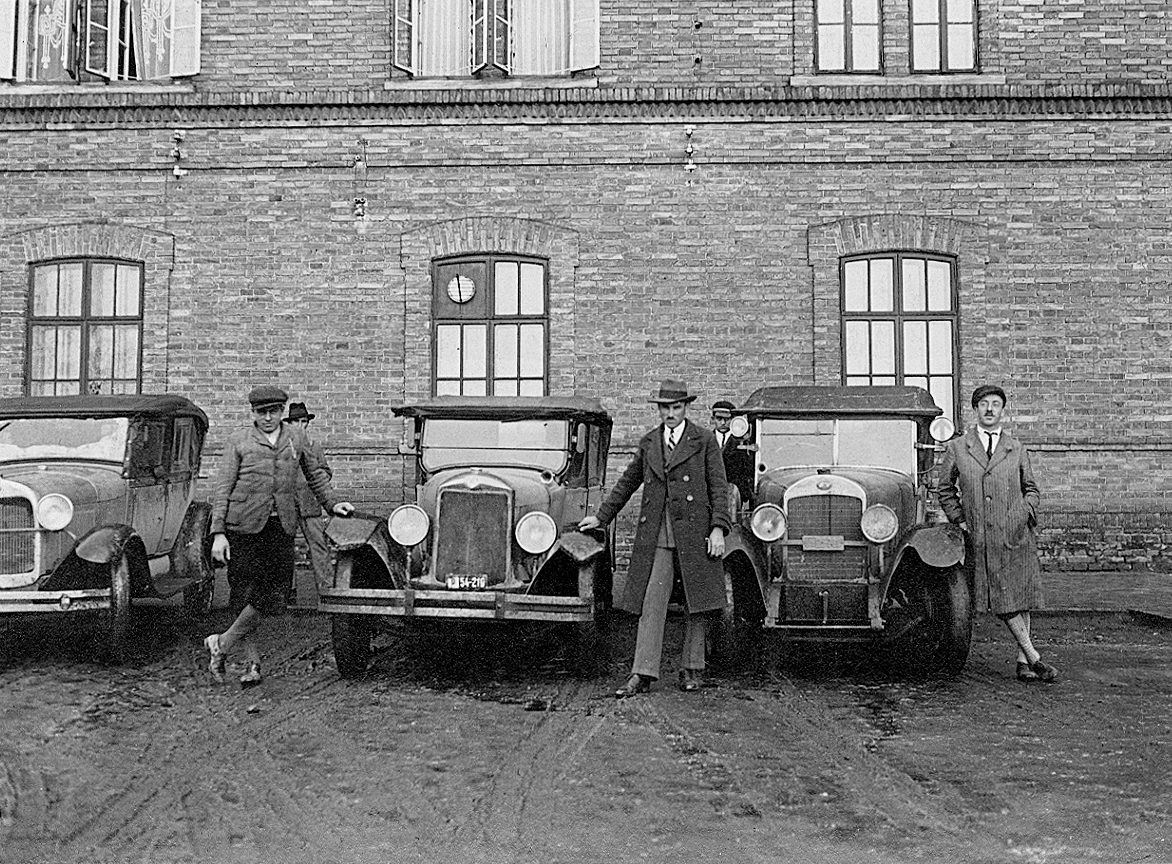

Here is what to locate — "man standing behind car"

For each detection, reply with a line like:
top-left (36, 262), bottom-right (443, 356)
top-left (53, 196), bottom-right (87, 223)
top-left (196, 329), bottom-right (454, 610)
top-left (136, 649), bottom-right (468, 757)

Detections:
top-left (205, 386), bottom-right (354, 687)
top-left (281, 402), bottom-right (333, 605)
top-left (711, 399), bottom-right (754, 504)
top-left (579, 379), bottom-right (730, 697)
top-left (937, 384), bottom-right (1058, 684)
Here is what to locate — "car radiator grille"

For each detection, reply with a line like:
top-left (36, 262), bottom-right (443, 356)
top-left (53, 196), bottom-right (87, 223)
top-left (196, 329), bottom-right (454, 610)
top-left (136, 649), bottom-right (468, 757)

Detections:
top-left (433, 488), bottom-right (510, 585)
top-left (787, 494), bottom-right (864, 542)
top-left (0, 497), bottom-right (36, 573)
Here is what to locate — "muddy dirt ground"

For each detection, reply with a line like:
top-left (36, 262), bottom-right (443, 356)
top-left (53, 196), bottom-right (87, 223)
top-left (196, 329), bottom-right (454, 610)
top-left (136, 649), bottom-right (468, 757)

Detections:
top-left (1, 607), bottom-right (1170, 864)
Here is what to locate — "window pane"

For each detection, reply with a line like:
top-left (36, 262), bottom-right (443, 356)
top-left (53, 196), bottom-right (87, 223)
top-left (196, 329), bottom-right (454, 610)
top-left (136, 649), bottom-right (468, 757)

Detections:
top-left (519, 324), bottom-right (545, 377)
top-left (912, 0), bottom-right (939, 23)
top-left (113, 326), bottom-right (139, 378)
top-left (463, 379), bottom-right (487, 397)
top-left (905, 375), bottom-right (929, 391)
top-left (871, 321), bottom-right (895, 375)
top-left (494, 324), bottom-right (518, 378)
top-left (89, 325), bottom-right (115, 378)
top-left (902, 258), bottom-right (927, 311)
top-left (844, 260), bottom-right (869, 311)
top-left (495, 261), bottom-right (519, 315)
top-left (436, 325), bottom-right (461, 379)
top-left (519, 262), bottom-right (544, 314)
top-left (852, 26), bottom-right (879, 71)
top-left (436, 380), bottom-right (461, 396)
top-left (929, 378), bottom-right (955, 424)
top-left (33, 266), bottom-right (57, 316)
top-left (56, 381), bottom-right (81, 396)
top-left (844, 321), bottom-right (870, 374)
top-left (947, 24), bottom-right (975, 70)
top-left (927, 260), bottom-right (953, 310)
top-left (493, 379), bottom-right (519, 397)
top-left (947, 0), bottom-right (973, 23)
top-left (818, 28), bottom-right (845, 70)
top-left (30, 327), bottom-right (56, 379)
top-left (903, 321), bottom-right (927, 375)
top-left (463, 325), bottom-right (487, 378)
top-left (116, 265), bottom-right (141, 315)
top-left (853, 0), bottom-right (879, 25)
top-left (818, 0), bottom-right (845, 24)
top-left (56, 327), bottom-right (82, 379)
top-left (913, 25), bottom-right (940, 70)
top-left (91, 263), bottom-right (116, 316)
top-left (929, 320), bottom-right (953, 373)
top-left (845, 376), bottom-right (870, 387)
top-left (869, 258), bottom-right (894, 311)
top-left (519, 379), bottom-right (543, 396)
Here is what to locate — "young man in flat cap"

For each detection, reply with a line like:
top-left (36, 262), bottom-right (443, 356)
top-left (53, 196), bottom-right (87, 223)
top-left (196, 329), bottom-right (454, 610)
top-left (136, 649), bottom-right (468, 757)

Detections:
top-left (205, 385), bottom-right (354, 686)
top-left (281, 401), bottom-right (333, 604)
top-left (938, 384), bottom-right (1059, 683)
top-left (711, 399), bottom-right (754, 504)
top-left (579, 379), bottom-right (730, 697)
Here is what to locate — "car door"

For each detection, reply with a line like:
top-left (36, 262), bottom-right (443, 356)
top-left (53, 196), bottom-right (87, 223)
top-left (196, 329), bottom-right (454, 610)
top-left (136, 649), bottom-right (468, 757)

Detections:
top-left (125, 417), bottom-right (168, 554)
top-left (161, 417), bottom-right (198, 552)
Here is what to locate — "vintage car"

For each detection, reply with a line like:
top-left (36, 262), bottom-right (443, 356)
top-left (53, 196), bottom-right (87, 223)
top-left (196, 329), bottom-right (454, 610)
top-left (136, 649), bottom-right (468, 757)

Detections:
top-left (319, 396), bottom-right (614, 678)
top-left (0, 395), bottom-right (214, 659)
top-left (717, 385), bottom-right (972, 674)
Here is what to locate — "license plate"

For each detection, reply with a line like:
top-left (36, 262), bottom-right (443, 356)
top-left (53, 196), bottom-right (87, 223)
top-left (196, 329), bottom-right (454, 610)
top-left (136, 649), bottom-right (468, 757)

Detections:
top-left (802, 535), bottom-right (845, 552)
top-left (445, 574), bottom-right (488, 590)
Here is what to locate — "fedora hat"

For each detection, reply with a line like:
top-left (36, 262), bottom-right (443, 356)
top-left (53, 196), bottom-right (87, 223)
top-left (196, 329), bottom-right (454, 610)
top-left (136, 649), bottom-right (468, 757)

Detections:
top-left (648, 379), bottom-right (697, 405)
top-left (283, 402), bottom-right (316, 423)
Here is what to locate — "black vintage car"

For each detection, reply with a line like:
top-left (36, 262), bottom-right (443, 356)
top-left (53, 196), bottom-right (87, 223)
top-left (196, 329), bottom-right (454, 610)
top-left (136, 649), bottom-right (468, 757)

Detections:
top-left (718, 386), bottom-right (972, 673)
top-left (318, 396), bottom-right (614, 678)
top-left (0, 395), bottom-right (213, 659)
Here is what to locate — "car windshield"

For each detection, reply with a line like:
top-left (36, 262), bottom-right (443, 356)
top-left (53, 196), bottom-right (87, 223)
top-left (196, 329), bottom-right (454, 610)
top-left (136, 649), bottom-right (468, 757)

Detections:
top-left (421, 418), bottom-right (569, 473)
top-left (0, 417), bottom-right (129, 463)
top-left (757, 418), bottom-right (917, 475)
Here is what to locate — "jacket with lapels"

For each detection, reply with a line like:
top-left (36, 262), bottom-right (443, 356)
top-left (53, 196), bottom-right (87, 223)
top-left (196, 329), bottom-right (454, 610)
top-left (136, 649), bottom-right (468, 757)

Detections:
top-left (596, 420), bottom-right (730, 615)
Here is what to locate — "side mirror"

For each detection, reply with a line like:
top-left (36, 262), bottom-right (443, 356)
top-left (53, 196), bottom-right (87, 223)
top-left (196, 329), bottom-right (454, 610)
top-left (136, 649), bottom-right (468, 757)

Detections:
top-left (574, 423), bottom-right (587, 454)
top-left (397, 418), bottom-right (419, 455)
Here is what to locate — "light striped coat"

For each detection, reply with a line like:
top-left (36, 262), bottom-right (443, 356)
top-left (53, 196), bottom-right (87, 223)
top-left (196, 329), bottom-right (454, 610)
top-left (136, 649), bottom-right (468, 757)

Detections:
top-left (937, 428), bottom-right (1042, 614)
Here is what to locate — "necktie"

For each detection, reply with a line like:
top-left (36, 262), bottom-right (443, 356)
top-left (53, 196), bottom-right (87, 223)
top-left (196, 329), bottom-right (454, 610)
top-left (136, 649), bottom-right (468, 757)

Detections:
top-left (666, 429), bottom-right (676, 456)
top-left (985, 432), bottom-right (995, 459)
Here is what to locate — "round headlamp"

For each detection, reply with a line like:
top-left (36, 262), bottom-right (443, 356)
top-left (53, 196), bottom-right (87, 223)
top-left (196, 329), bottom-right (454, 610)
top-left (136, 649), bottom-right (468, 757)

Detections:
top-left (515, 511), bottom-right (557, 555)
top-left (860, 504), bottom-right (899, 543)
top-left (750, 503), bottom-right (786, 542)
top-left (729, 415), bottom-right (750, 438)
top-left (36, 493), bottom-right (74, 532)
top-left (388, 504), bottom-right (430, 547)
top-left (929, 416), bottom-right (955, 442)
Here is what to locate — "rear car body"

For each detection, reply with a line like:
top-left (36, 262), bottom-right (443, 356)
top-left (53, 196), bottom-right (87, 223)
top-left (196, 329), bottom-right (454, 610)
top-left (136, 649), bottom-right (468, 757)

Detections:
top-left (719, 386), bottom-right (973, 673)
top-left (0, 395), bottom-right (213, 658)
top-left (318, 396), bottom-right (614, 677)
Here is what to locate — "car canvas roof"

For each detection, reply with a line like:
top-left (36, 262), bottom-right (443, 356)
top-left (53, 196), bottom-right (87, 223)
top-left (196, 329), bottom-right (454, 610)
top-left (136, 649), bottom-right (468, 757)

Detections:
top-left (0, 394), bottom-right (209, 429)
top-left (740, 386), bottom-right (942, 418)
top-left (394, 396), bottom-right (611, 426)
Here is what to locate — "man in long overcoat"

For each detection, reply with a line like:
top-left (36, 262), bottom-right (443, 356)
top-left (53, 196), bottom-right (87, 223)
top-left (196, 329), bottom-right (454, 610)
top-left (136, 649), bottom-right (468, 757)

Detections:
top-left (579, 379), bottom-right (730, 697)
top-left (937, 384), bottom-right (1058, 683)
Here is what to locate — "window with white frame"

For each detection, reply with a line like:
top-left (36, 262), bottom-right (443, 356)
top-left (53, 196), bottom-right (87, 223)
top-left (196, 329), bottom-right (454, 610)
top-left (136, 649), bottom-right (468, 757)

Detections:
top-left (433, 255), bottom-right (548, 397)
top-left (841, 253), bottom-right (958, 423)
top-left (910, 0), bottom-right (976, 73)
top-left (0, 0), bottom-right (200, 83)
top-left (816, 0), bottom-right (881, 73)
top-left (27, 259), bottom-right (144, 396)
top-left (393, 0), bottom-right (599, 78)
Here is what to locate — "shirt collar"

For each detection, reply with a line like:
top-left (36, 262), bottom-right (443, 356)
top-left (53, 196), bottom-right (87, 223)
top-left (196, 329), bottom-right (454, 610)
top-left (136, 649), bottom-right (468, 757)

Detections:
top-left (665, 420), bottom-right (685, 443)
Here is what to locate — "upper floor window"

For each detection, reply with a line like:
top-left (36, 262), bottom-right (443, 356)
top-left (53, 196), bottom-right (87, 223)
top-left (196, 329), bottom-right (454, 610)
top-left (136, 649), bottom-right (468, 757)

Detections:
top-left (27, 259), bottom-right (144, 396)
top-left (816, 0), bottom-right (881, 73)
top-left (910, 0), bottom-right (976, 73)
top-left (841, 253), bottom-right (958, 423)
top-left (0, 0), bottom-right (201, 84)
top-left (433, 255), bottom-right (548, 397)
top-left (393, 0), bottom-right (599, 78)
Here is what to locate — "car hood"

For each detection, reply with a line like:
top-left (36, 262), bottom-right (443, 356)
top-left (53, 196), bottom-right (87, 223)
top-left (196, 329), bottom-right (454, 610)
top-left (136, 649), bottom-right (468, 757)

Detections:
top-left (419, 466), bottom-right (557, 515)
top-left (0, 462), bottom-right (126, 506)
top-left (758, 465), bottom-right (914, 511)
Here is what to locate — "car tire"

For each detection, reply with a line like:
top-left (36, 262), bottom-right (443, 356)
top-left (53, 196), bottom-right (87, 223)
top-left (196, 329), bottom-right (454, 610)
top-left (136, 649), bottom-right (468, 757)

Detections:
top-left (332, 614), bottom-right (372, 679)
top-left (178, 503), bottom-right (215, 616)
top-left (570, 562), bottom-right (611, 676)
top-left (104, 555), bottom-right (133, 663)
top-left (929, 565), bottom-right (974, 675)
top-left (710, 559), bottom-right (764, 667)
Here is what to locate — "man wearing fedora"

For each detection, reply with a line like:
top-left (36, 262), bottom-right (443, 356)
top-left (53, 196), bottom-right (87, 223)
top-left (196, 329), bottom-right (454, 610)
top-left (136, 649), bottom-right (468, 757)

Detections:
top-left (282, 402), bottom-right (333, 604)
top-left (711, 399), bottom-right (754, 504)
top-left (206, 386), bottom-right (354, 687)
top-left (579, 379), bottom-right (730, 697)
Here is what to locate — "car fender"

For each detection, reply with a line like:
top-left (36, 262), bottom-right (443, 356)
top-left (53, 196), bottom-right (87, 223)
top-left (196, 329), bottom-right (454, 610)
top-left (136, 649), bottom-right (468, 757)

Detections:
top-left (326, 513), bottom-right (406, 588)
top-left (724, 525), bottom-right (770, 598)
top-left (74, 524), bottom-right (138, 565)
top-left (883, 523), bottom-right (967, 595)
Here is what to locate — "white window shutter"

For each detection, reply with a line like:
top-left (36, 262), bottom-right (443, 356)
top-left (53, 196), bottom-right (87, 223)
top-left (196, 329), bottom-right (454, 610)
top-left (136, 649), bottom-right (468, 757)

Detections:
top-left (568, 0), bottom-right (598, 71)
top-left (392, 0), bottom-right (416, 74)
top-left (169, 0), bottom-right (201, 77)
top-left (0, 0), bottom-right (16, 80)
top-left (85, 0), bottom-right (112, 78)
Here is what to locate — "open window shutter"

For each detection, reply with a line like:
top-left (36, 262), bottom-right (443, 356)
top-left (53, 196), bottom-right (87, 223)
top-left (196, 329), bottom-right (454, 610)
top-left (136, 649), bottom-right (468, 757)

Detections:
top-left (568, 0), bottom-right (598, 71)
top-left (392, 0), bottom-right (416, 74)
top-left (491, 0), bottom-right (509, 73)
top-left (168, 0), bottom-right (200, 77)
top-left (0, 0), bottom-right (16, 80)
top-left (83, 0), bottom-right (112, 78)
top-left (471, 0), bottom-right (487, 72)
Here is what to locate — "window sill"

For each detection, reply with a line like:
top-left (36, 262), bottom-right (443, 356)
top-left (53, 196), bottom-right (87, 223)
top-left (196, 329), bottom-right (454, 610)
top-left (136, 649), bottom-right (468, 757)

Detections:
top-left (383, 75), bottom-right (599, 91)
top-left (0, 81), bottom-right (195, 95)
top-left (790, 73), bottom-right (1006, 87)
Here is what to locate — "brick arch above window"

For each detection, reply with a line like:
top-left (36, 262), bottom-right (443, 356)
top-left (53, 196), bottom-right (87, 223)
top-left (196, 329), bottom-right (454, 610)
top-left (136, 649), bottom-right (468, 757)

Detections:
top-left (806, 214), bottom-right (990, 387)
top-left (399, 216), bottom-right (580, 403)
top-left (0, 221), bottom-right (175, 396)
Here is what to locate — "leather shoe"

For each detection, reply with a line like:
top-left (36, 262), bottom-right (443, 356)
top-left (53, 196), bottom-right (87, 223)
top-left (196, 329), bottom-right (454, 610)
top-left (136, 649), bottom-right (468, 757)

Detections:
top-left (614, 674), bottom-right (651, 698)
top-left (1016, 662), bottom-right (1039, 682)
top-left (678, 669), bottom-right (702, 692)
top-left (1029, 658), bottom-right (1059, 683)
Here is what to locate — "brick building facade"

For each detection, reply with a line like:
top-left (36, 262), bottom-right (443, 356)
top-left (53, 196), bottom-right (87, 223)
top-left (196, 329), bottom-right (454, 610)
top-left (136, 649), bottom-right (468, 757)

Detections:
top-left (2, 1), bottom-right (1171, 569)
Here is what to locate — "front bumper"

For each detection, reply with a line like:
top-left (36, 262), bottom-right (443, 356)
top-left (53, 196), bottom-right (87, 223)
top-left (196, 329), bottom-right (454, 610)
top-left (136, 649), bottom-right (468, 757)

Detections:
top-left (318, 587), bottom-right (593, 622)
top-left (0, 588), bottom-right (111, 614)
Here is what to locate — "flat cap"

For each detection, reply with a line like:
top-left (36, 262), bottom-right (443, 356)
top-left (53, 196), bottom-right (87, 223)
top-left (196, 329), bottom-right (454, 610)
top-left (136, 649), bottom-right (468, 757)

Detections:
top-left (248, 385), bottom-right (289, 408)
top-left (711, 399), bottom-right (736, 416)
top-left (970, 384), bottom-right (1007, 408)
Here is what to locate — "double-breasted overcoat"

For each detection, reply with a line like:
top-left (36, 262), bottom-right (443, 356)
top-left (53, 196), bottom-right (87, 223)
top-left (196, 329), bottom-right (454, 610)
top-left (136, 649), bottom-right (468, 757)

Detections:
top-left (596, 421), bottom-right (730, 615)
top-left (937, 428), bottom-right (1042, 614)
